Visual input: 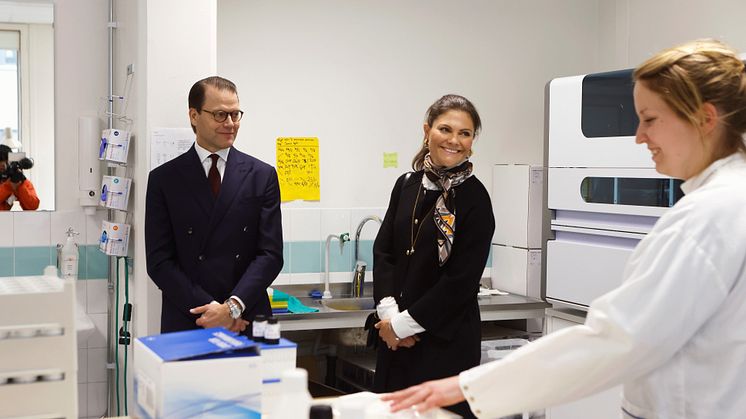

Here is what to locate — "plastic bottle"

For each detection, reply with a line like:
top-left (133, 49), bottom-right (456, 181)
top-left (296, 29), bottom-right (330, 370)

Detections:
top-left (58, 227), bottom-right (79, 280)
top-left (252, 314), bottom-right (267, 342)
top-left (272, 368), bottom-right (311, 418)
top-left (309, 405), bottom-right (333, 419)
top-left (264, 317), bottom-right (280, 344)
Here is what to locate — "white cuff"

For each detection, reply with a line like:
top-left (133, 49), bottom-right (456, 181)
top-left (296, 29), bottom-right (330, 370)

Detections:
top-left (230, 295), bottom-right (246, 312)
top-left (390, 309), bottom-right (426, 339)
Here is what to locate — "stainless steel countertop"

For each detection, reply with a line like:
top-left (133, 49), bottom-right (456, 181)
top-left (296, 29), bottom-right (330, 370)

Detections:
top-left (273, 284), bottom-right (549, 331)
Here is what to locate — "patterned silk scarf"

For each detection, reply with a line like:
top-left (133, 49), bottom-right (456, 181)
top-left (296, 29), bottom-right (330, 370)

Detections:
top-left (422, 154), bottom-right (473, 266)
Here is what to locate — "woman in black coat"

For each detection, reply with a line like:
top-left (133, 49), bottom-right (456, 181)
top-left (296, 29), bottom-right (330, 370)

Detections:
top-left (373, 94), bottom-right (494, 418)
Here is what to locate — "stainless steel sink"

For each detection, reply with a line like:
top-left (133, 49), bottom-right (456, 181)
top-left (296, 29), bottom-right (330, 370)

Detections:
top-left (321, 297), bottom-right (375, 311)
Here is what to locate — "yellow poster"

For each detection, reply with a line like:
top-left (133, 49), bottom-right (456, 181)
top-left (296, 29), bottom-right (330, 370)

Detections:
top-left (276, 137), bottom-right (320, 202)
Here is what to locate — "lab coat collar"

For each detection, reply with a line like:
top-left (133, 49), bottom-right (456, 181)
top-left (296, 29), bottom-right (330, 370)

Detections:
top-left (680, 151), bottom-right (745, 195)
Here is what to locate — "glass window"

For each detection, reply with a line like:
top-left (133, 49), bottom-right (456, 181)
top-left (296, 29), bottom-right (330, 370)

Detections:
top-left (0, 30), bottom-right (20, 142)
top-left (581, 69), bottom-right (639, 138)
top-left (580, 177), bottom-right (684, 208)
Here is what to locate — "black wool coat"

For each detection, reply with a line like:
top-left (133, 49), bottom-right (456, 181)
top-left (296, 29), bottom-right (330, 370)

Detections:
top-left (373, 171), bottom-right (495, 394)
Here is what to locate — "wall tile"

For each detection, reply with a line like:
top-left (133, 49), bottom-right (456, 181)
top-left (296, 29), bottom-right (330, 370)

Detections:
top-left (87, 313), bottom-right (107, 349)
top-left (288, 208), bottom-right (320, 241)
top-left (325, 238), bottom-right (353, 273)
top-left (84, 210), bottom-right (107, 245)
top-left (50, 210), bottom-right (86, 246)
top-left (86, 280), bottom-right (108, 314)
top-left (280, 208), bottom-right (292, 246)
top-left (289, 241), bottom-right (320, 274)
top-left (349, 208), bottom-right (385, 241)
top-left (0, 248), bottom-right (12, 277)
top-left (281, 242), bottom-right (290, 274)
top-left (86, 245), bottom-right (109, 279)
top-left (0, 214), bottom-right (13, 246)
top-left (78, 383), bottom-right (88, 418)
top-left (87, 382), bottom-right (108, 418)
top-left (14, 246), bottom-right (52, 276)
top-left (87, 347), bottom-right (108, 383)
top-left (272, 273), bottom-right (291, 286)
top-left (12, 211), bottom-right (51, 246)
top-left (77, 348), bottom-right (88, 384)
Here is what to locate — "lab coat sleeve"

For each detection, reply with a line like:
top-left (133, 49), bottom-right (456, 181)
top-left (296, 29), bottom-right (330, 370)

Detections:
top-left (459, 226), bottom-right (730, 418)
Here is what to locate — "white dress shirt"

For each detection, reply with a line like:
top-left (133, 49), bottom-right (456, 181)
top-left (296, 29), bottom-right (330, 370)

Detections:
top-left (194, 142), bottom-right (246, 313)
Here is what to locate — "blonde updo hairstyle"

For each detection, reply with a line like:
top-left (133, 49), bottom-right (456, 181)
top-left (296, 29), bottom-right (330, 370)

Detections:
top-left (633, 39), bottom-right (746, 158)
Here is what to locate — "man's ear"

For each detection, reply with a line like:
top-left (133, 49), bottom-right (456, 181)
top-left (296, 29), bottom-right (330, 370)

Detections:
top-left (189, 108), bottom-right (199, 126)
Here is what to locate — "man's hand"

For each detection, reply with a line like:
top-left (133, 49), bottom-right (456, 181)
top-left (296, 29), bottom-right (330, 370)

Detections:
top-left (375, 318), bottom-right (419, 351)
top-left (190, 302), bottom-right (233, 329)
top-left (381, 376), bottom-right (465, 414)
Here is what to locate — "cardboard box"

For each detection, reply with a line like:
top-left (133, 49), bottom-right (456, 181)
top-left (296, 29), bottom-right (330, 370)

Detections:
top-left (134, 328), bottom-right (262, 418)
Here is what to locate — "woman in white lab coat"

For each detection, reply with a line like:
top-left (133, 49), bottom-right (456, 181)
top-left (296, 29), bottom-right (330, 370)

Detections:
top-left (382, 39), bottom-right (746, 419)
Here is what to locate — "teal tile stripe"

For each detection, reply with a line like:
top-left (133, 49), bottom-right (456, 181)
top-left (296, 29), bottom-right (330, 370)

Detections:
top-left (1, 244), bottom-right (109, 279)
top-left (0, 240), bottom-right (492, 278)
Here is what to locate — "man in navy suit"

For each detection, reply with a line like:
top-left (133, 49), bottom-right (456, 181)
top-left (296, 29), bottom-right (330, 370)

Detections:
top-left (145, 76), bottom-right (283, 334)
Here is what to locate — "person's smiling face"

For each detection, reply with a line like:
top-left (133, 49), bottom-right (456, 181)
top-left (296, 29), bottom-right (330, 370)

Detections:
top-left (424, 110), bottom-right (475, 169)
top-left (634, 81), bottom-right (707, 179)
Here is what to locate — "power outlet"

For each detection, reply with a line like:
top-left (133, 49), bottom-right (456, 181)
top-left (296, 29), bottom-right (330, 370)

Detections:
top-left (126, 63), bottom-right (135, 75)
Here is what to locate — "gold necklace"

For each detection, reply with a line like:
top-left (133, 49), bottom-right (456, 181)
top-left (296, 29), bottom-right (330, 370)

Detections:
top-left (407, 185), bottom-right (436, 256)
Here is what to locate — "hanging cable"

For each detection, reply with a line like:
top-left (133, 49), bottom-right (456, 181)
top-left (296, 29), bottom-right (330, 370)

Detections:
top-left (114, 256), bottom-right (121, 416)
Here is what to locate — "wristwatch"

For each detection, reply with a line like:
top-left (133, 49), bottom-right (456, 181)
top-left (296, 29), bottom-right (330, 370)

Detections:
top-left (225, 298), bottom-right (242, 320)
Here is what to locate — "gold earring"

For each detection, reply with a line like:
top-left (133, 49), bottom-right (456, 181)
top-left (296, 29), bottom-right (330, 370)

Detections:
top-left (424, 138), bottom-right (429, 148)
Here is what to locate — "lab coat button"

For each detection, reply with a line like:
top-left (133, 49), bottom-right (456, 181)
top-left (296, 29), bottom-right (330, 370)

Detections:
top-left (475, 409), bottom-right (481, 415)
top-left (469, 397), bottom-right (475, 402)
top-left (198, 255), bottom-right (205, 261)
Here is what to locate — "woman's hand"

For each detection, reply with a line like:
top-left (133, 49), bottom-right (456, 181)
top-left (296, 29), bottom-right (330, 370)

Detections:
top-left (375, 318), bottom-right (420, 350)
top-left (381, 376), bottom-right (465, 413)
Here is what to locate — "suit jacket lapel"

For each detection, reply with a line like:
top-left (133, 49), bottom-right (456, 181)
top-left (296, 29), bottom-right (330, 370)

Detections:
top-left (203, 148), bottom-right (253, 243)
top-left (178, 145), bottom-right (214, 217)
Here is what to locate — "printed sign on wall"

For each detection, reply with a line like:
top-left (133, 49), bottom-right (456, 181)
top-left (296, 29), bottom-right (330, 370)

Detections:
top-left (276, 137), bottom-right (320, 202)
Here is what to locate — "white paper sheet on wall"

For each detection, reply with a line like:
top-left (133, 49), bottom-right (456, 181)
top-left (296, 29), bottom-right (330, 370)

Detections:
top-left (150, 127), bottom-right (195, 170)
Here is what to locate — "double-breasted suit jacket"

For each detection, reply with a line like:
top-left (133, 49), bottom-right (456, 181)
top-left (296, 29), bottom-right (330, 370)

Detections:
top-left (145, 145), bottom-right (283, 333)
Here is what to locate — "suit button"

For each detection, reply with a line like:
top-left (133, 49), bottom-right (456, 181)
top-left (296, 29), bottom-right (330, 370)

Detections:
top-left (198, 255), bottom-right (205, 261)
top-left (187, 227), bottom-right (193, 235)
top-left (235, 254), bottom-right (241, 260)
top-left (243, 226), bottom-right (249, 232)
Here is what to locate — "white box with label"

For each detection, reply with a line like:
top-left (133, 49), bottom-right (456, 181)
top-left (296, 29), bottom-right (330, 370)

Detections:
top-left (491, 245), bottom-right (541, 298)
top-left (134, 327), bottom-right (262, 419)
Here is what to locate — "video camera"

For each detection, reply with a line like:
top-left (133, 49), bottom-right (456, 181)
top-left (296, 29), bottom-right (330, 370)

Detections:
top-left (0, 152), bottom-right (34, 183)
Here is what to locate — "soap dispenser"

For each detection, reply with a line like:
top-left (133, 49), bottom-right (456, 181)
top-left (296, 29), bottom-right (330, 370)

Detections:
top-left (57, 227), bottom-right (80, 280)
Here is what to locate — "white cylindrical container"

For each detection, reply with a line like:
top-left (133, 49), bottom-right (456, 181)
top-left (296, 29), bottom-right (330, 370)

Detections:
top-left (272, 368), bottom-right (311, 419)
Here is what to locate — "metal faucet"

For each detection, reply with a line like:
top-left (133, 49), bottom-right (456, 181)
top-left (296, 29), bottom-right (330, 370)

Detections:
top-left (323, 232), bottom-right (350, 299)
top-left (352, 215), bottom-right (382, 297)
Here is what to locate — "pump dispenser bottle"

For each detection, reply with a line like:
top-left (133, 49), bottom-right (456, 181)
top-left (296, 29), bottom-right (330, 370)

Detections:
top-left (58, 227), bottom-right (80, 280)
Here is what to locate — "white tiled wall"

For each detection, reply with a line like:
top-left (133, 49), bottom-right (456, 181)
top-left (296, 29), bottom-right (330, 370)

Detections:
top-left (7, 209), bottom-right (111, 418)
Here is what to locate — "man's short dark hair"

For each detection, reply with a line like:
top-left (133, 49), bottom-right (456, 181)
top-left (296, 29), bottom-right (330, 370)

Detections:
top-left (0, 144), bottom-right (10, 162)
top-left (188, 76), bottom-right (239, 133)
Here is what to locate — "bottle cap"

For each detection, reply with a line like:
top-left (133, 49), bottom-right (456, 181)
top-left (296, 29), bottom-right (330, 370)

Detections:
top-left (309, 404), bottom-right (333, 419)
top-left (254, 314), bottom-right (266, 322)
top-left (267, 317), bottom-right (278, 324)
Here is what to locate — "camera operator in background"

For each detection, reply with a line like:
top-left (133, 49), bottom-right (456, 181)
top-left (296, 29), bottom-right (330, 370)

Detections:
top-left (0, 144), bottom-right (39, 210)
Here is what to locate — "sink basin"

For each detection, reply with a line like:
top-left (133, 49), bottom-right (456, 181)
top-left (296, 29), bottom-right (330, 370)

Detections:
top-left (322, 297), bottom-right (376, 311)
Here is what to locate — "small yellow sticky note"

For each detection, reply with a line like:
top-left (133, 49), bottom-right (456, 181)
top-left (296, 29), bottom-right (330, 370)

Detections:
top-left (383, 152), bottom-right (398, 168)
top-left (276, 137), bottom-right (320, 202)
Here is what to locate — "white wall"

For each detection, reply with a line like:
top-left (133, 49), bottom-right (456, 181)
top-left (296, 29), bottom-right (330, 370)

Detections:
top-left (600, 0), bottom-right (746, 69)
top-left (217, 0), bottom-right (603, 208)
